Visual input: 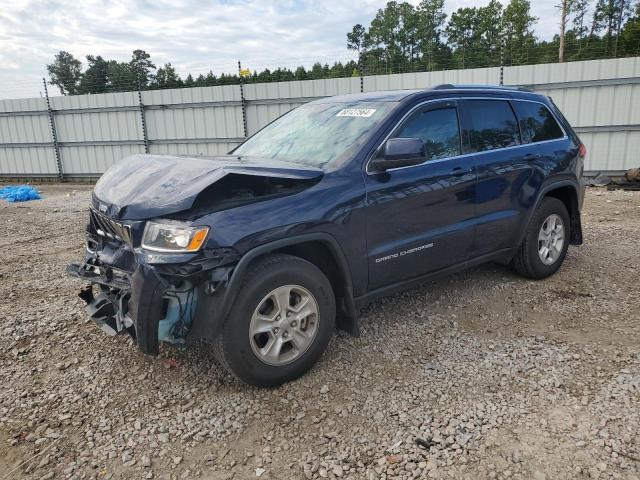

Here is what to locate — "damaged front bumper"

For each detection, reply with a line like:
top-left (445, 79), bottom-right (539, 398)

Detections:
top-left (67, 262), bottom-right (173, 354)
top-left (67, 230), bottom-right (239, 355)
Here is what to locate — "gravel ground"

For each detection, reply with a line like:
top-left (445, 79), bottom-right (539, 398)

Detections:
top-left (0, 184), bottom-right (638, 480)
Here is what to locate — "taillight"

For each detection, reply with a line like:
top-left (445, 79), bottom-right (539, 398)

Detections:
top-left (578, 143), bottom-right (587, 158)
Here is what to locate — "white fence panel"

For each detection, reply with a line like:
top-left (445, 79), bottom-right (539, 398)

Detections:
top-left (1, 58), bottom-right (639, 178)
top-left (0, 113), bottom-right (50, 144)
top-left (149, 141), bottom-right (239, 157)
top-left (503, 57), bottom-right (640, 85)
top-left (143, 85), bottom-right (244, 156)
top-left (244, 77), bottom-right (360, 135)
top-left (0, 147), bottom-right (58, 175)
top-left (144, 105), bottom-right (243, 141)
top-left (55, 111), bottom-right (141, 143)
top-left (0, 97), bottom-right (59, 175)
top-left (60, 144), bottom-right (145, 175)
top-left (578, 130), bottom-right (640, 172)
top-left (363, 67), bottom-right (501, 91)
top-left (503, 59), bottom-right (640, 172)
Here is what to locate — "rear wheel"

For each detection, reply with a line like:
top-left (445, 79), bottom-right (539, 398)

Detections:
top-left (511, 197), bottom-right (570, 279)
top-left (213, 254), bottom-right (335, 387)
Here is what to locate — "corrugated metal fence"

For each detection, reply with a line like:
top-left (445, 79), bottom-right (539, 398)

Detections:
top-left (1, 57), bottom-right (639, 179)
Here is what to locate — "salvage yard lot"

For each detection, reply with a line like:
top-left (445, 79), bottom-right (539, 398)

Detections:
top-left (0, 185), bottom-right (638, 480)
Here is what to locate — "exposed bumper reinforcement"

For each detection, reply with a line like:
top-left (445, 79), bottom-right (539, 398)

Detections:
top-left (67, 262), bottom-right (169, 355)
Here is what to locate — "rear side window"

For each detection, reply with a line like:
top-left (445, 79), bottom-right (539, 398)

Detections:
top-left (395, 107), bottom-right (461, 160)
top-left (512, 101), bottom-right (564, 143)
top-left (465, 100), bottom-right (520, 152)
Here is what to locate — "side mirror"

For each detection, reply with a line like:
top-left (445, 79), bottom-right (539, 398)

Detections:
top-left (370, 138), bottom-right (426, 172)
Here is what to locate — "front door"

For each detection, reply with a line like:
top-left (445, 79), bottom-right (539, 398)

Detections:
top-left (364, 100), bottom-right (478, 291)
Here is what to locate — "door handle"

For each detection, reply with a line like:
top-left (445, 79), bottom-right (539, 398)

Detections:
top-left (450, 167), bottom-right (472, 176)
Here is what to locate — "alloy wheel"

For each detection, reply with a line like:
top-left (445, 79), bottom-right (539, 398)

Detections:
top-left (248, 285), bottom-right (320, 366)
top-left (538, 213), bottom-right (565, 265)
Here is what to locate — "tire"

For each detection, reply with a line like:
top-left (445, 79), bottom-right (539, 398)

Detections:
top-left (213, 253), bottom-right (336, 387)
top-left (511, 197), bottom-right (571, 279)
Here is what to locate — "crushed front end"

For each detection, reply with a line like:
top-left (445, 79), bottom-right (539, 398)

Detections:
top-left (66, 153), bottom-right (323, 355)
top-left (66, 203), bottom-right (238, 355)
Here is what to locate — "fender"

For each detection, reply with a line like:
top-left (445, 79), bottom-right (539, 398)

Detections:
top-left (516, 178), bottom-right (583, 247)
top-left (195, 232), bottom-right (358, 340)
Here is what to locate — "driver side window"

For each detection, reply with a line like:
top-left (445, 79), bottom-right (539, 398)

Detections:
top-left (395, 107), bottom-right (462, 161)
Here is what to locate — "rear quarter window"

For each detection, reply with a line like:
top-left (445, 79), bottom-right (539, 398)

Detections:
top-left (512, 101), bottom-right (564, 143)
top-left (465, 100), bottom-right (520, 152)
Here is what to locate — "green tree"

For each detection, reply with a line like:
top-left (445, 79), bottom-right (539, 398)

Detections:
top-left (445, 7), bottom-right (479, 68)
top-left (566, 0), bottom-right (591, 58)
top-left (366, 1), bottom-right (419, 73)
top-left (153, 63), bottom-right (183, 89)
top-left (129, 50), bottom-right (156, 88)
top-left (46, 51), bottom-right (82, 95)
top-left (347, 24), bottom-right (367, 56)
top-left (502, 0), bottom-right (538, 65)
top-left (106, 61), bottom-right (135, 92)
top-left (619, 1), bottom-right (640, 54)
top-left (558, 0), bottom-right (573, 62)
top-left (205, 70), bottom-right (217, 86)
top-left (78, 55), bottom-right (110, 94)
top-left (477, 0), bottom-right (504, 66)
top-left (415, 0), bottom-right (448, 70)
top-left (589, 0), bottom-right (633, 55)
top-left (294, 66), bottom-right (308, 80)
top-left (572, 0), bottom-right (591, 39)
top-left (184, 73), bottom-right (195, 87)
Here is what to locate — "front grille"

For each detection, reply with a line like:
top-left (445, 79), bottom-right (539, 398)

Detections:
top-left (89, 208), bottom-right (132, 244)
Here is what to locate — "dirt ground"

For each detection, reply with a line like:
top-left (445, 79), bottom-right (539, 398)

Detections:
top-left (0, 184), bottom-right (638, 480)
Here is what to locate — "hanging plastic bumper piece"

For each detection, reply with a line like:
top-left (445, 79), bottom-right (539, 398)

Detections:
top-left (67, 262), bottom-right (169, 355)
top-left (128, 265), bottom-right (169, 355)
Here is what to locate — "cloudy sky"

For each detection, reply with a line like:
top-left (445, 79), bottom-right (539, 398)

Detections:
top-left (0, 0), bottom-right (561, 99)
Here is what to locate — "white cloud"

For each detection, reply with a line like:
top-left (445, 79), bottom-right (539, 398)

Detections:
top-left (0, 0), bottom-right (561, 99)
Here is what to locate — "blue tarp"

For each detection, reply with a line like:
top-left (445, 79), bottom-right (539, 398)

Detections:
top-left (0, 185), bottom-right (42, 202)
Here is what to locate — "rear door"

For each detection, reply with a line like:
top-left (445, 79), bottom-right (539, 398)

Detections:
top-left (363, 100), bottom-right (478, 290)
top-left (462, 98), bottom-right (568, 256)
top-left (460, 98), bottom-right (530, 255)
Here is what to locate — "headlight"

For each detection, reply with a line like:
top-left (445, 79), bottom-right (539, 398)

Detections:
top-left (142, 221), bottom-right (210, 253)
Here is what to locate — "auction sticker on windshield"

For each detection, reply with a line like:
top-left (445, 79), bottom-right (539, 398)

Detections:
top-left (336, 108), bottom-right (376, 117)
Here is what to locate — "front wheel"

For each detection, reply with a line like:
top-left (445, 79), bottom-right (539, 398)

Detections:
top-left (213, 254), bottom-right (335, 387)
top-left (511, 197), bottom-right (571, 279)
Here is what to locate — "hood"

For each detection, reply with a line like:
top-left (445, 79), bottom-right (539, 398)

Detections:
top-left (92, 154), bottom-right (323, 220)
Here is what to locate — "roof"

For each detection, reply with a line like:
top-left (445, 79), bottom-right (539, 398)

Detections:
top-left (311, 84), bottom-right (541, 104)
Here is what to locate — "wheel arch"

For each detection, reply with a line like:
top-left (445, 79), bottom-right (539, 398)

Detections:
top-left (542, 183), bottom-right (583, 245)
top-left (209, 233), bottom-right (358, 340)
top-left (520, 180), bottom-right (583, 247)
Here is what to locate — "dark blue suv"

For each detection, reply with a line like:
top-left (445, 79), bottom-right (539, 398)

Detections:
top-left (67, 85), bottom-right (585, 386)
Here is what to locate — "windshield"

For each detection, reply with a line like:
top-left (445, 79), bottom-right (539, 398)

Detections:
top-left (233, 101), bottom-right (398, 168)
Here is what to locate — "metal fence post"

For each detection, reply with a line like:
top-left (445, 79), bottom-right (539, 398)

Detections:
top-left (499, 37), bottom-right (505, 86)
top-left (137, 86), bottom-right (150, 153)
top-left (238, 61), bottom-right (248, 138)
top-left (43, 78), bottom-right (63, 180)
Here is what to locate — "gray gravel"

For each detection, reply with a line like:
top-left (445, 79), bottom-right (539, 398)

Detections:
top-left (0, 184), bottom-right (638, 479)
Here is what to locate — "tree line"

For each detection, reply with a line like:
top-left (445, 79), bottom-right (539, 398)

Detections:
top-left (348, 0), bottom-right (640, 72)
top-left (47, 0), bottom-right (640, 96)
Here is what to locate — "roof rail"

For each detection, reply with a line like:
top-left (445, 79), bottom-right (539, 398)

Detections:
top-left (432, 84), bottom-right (533, 92)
